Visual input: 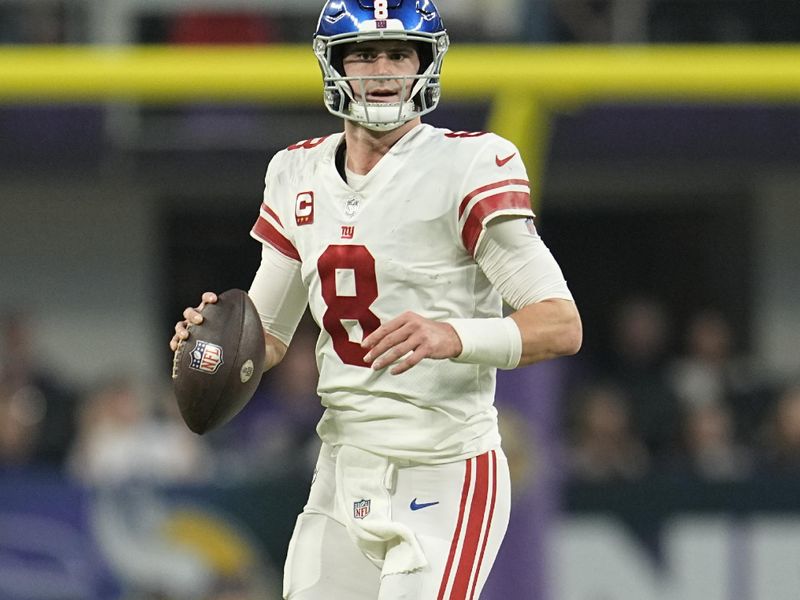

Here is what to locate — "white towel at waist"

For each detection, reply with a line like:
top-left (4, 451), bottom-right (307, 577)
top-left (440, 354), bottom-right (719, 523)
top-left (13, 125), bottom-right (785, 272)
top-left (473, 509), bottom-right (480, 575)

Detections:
top-left (334, 445), bottom-right (428, 576)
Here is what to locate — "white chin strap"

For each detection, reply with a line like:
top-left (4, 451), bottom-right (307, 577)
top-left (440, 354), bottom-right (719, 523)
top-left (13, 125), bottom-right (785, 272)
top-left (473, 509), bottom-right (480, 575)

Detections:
top-left (348, 100), bottom-right (417, 131)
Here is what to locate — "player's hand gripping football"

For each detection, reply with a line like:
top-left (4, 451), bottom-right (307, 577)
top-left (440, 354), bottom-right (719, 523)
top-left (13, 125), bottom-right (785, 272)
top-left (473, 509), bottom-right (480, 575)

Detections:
top-left (362, 311), bottom-right (463, 375)
top-left (169, 291), bottom-right (218, 352)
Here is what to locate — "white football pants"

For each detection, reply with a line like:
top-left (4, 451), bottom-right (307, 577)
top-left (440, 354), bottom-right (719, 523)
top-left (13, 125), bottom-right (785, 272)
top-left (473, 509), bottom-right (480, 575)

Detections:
top-left (283, 444), bottom-right (511, 600)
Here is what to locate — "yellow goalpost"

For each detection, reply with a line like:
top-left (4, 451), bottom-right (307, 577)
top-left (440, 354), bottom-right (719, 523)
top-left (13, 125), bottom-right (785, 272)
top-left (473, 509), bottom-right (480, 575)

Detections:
top-left (2, 44), bottom-right (800, 201)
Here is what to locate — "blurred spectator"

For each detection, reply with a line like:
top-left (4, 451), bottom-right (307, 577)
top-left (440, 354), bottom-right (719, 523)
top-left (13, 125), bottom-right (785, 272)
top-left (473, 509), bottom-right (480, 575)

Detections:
top-left (601, 296), bottom-right (681, 460)
top-left (0, 4), bottom-right (65, 44)
top-left (0, 383), bottom-right (44, 467)
top-left (567, 382), bottom-right (650, 481)
top-left (68, 377), bottom-right (214, 485)
top-left (650, 0), bottom-right (800, 43)
top-left (674, 402), bottom-right (753, 481)
top-left (670, 309), bottom-right (775, 444)
top-left (758, 385), bottom-right (800, 475)
top-left (168, 12), bottom-right (281, 45)
top-left (650, 0), bottom-right (750, 42)
top-left (669, 309), bottom-right (737, 410)
top-left (552, 0), bottom-right (649, 42)
top-left (138, 9), bottom-right (281, 44)
top-left (0, 309), bottom-right (77, 467)
top-left (212, 318), bottom-right (322, 481)
top-left (436, 0), bottom-right (526, 41)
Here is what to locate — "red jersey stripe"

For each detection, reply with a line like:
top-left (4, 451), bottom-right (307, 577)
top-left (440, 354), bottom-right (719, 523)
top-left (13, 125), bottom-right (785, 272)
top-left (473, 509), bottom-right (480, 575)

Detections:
top-left (461, 191), bottom-right (533, 256)
top-left (458, 179), bottom-right (529, 219)
top-left (451, 452), bottom-right (490, 599)
top-left (469, 450), bottom-right (498, 600)
top-left (437, 458), bottom-right (474, 600)
top-left (260, 202), bottom-right (283, 227)
top-left (251, 217), bottom-right (300, 261)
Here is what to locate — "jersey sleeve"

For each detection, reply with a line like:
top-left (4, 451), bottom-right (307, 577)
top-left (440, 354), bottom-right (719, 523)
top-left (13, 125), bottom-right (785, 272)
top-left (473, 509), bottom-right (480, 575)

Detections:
top-left (248, 244), bottom-right (307, 347)
top-left (476, 217), bottom-right (573, 310)
top-left (250, 155), bottom-right (301, 262)
top-left (456, 135), bottom-right (535, 257)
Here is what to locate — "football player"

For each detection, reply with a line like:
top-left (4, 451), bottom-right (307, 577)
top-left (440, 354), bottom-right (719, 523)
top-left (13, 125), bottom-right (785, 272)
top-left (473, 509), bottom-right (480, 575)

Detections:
top-left (171, 0), bottom-right (582, 598)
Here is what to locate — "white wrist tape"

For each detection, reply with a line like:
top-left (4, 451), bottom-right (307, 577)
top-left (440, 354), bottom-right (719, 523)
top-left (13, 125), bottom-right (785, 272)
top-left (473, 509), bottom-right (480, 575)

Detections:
top-left (445, 317), bottom-right (522, 370)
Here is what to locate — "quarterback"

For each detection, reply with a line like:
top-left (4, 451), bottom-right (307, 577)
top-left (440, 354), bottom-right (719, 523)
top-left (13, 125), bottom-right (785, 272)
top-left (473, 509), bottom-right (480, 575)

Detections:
top-left (171, 0), bottom-right (582, 598)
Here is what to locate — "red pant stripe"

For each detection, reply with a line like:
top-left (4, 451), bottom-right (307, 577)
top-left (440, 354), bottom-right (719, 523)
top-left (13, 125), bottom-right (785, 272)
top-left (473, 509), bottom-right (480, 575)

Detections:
top-left (469, 450), bottom-right (498, 599)
top-left (437, 457), bottom-right (474, 600)
top-left (450, 452), bottom-right (490, 599)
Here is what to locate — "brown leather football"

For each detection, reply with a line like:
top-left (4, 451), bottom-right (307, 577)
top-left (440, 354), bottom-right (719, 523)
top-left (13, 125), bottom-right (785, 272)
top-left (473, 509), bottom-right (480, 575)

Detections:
top-left (172, 288), bottom-right (265, 434)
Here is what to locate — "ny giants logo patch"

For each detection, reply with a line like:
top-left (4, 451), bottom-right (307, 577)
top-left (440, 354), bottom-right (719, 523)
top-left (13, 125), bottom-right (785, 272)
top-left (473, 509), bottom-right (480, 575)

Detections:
top-left (189, 340), bottom-right (224, 374)
top-left (341, 225), bottom-right (355, 239)
top-left (353, 499), bottom-right (371, 519)
top-left (295, 191), bottom-right (315, 226)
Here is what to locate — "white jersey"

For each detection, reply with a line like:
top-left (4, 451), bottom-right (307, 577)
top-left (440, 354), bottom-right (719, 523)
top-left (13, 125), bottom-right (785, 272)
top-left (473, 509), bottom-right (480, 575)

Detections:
top-left (250, 123), bottom-right (534, 463)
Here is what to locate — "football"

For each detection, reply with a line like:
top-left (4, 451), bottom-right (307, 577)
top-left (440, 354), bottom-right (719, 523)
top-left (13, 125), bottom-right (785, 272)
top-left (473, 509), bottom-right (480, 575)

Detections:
top-left (172, 288), bottom-right (266, 434)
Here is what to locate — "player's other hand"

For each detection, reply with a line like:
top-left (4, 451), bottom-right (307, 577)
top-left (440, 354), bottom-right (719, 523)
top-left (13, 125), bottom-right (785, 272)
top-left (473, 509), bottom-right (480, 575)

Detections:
top-left (362, 311), bottom-right (463, 375)
top-left (169, 291), bottom-right (218, 352)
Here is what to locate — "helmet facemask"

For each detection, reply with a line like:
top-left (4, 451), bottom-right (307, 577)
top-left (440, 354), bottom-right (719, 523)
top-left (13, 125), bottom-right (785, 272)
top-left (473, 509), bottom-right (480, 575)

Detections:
top-left (314, 31), bottom-right (449, 131)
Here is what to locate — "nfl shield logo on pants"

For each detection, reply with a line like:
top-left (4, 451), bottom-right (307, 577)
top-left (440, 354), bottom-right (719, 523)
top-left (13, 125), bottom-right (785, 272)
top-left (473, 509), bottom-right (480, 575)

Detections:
top-left (353, 499), bottom-right (371, 520)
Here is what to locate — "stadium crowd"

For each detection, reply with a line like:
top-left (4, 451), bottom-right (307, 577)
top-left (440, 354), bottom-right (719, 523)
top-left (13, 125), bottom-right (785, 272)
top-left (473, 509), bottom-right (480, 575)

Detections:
top-left (565, 296), bottom-right (797, 483)
top-left (1, 297), bottom-right (797, 486)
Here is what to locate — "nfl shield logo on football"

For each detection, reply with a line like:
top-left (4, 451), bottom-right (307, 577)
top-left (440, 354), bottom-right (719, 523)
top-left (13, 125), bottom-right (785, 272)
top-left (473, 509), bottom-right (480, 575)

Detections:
top-left (353, 499), bottom-right (371, 520)
top-left (189, 340), bottom-right (224, 374)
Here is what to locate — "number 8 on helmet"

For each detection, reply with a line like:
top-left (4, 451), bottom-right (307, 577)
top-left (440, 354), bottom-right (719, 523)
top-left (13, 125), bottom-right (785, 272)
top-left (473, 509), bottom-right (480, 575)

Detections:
top-left (313, 0), bottom-right (450, 131)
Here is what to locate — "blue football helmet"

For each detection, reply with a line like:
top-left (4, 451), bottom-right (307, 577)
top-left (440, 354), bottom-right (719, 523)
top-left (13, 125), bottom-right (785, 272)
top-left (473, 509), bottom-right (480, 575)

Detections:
top-left (313, 0), bottom-right (449, 131)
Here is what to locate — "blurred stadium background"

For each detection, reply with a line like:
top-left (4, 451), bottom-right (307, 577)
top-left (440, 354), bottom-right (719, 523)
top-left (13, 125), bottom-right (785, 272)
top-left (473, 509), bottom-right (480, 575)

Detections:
top-left (1, 0), bottom-right (800, 598)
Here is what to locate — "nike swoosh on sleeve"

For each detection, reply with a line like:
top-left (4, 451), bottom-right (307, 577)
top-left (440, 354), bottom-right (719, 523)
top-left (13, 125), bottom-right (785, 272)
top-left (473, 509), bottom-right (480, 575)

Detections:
top-left (495, 153), bottom-right (517, 167)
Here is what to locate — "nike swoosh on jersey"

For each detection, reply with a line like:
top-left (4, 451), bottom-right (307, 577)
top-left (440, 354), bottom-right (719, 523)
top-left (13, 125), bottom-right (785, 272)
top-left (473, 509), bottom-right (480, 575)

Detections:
top-left (410, 498), bottom-right (440, 511)
top-left (495, 152), bottom-right (517, 167)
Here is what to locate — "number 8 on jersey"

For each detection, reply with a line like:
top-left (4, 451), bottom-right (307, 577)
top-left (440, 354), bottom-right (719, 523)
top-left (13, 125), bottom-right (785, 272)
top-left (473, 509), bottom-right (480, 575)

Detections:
top-left (318, 245), bottom-right (382, 367)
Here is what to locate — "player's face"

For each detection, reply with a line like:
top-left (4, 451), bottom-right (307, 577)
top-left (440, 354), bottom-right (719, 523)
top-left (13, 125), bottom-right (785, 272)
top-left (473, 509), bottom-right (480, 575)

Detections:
top-left (341, 40), bottom-right (421, 104)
